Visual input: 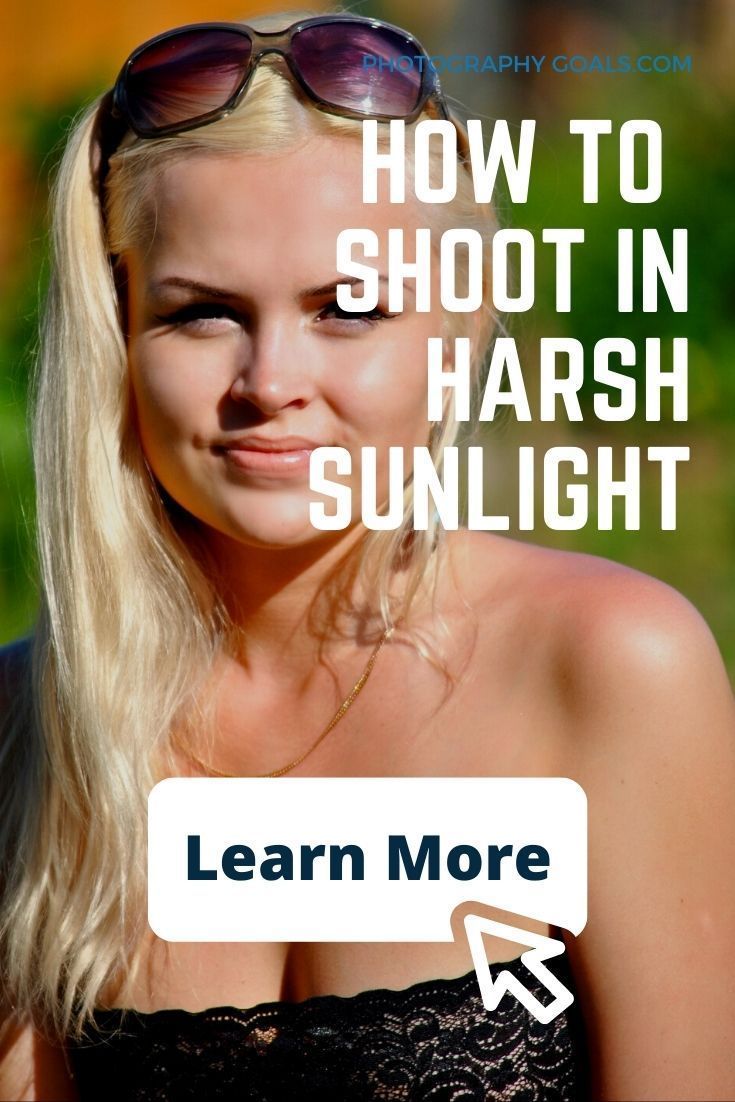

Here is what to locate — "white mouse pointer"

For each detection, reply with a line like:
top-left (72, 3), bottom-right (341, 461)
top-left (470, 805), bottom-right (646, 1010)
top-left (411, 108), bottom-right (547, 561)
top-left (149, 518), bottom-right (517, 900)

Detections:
top-left (464, 913), bottom-right (574, 1024)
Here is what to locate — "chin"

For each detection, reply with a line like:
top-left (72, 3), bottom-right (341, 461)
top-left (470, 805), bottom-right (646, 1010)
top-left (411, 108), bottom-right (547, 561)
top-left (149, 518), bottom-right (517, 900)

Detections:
top-left (163, 482), bottom-right (361, 555)
top-left (204, 503), bottom-right (354, 553)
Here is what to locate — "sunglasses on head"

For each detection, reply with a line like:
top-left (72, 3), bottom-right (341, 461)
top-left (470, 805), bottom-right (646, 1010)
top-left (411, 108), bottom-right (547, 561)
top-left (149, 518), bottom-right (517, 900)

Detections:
top-left (110, 14), bottom-right (455, 138)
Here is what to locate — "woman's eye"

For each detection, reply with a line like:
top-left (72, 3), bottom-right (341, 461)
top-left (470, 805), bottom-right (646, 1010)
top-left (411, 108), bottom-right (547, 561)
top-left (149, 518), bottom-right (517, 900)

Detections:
top-left (315, 301), bottom-right (396, 328)
top-left (153, 303), bottom-right (242, 332)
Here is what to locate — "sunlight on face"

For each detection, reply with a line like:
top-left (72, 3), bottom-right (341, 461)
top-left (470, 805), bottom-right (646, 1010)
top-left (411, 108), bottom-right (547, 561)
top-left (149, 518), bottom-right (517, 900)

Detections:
top-left (124, 137), bottom-right (444, 550)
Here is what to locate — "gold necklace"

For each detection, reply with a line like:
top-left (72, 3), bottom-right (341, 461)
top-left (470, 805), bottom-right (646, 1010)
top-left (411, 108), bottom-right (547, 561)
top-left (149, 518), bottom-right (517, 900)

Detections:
top-left (175, 627), bottom-right (393, 778)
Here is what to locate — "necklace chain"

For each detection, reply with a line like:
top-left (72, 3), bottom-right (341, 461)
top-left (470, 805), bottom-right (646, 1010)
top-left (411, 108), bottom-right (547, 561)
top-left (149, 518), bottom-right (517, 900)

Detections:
top-left (175, 627), bottom-right (394, 779)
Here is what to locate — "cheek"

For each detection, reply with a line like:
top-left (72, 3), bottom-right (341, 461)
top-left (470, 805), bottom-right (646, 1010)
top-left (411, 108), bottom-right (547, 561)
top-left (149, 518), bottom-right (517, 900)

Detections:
top-left (128, 338), bottom-right (221, 448)
top-left (128, 359), bottom-right (181, 464)
top-left (126, 343), bottom-right (224, 517)
top-left (126, 350), bottom-right (213, 505)
top-left (332, 320), bottom-right (436, 441)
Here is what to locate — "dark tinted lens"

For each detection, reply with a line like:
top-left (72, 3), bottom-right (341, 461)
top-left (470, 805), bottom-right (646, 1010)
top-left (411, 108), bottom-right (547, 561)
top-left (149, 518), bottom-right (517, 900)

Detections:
top-left (125, 29), bottom-right (253, 133)
top-left (291, 23), bottom-right (424, 117)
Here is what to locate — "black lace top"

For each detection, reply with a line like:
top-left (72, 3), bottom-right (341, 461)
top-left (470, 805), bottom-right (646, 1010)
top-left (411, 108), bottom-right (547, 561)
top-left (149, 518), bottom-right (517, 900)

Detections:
top-left (68, 952), bottom-right (588, 1101)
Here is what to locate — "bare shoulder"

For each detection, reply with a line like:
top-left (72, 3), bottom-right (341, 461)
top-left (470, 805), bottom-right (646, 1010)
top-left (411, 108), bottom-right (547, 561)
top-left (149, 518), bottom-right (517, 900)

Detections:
top-left (445, 535), bottom-right (735, 1096)
top-left (445, 530), bottom-right (734, 742)
top-left (0, 1017), bottom-right (76, 1101)
top-left (0, 645), bottom-right (73, 1101)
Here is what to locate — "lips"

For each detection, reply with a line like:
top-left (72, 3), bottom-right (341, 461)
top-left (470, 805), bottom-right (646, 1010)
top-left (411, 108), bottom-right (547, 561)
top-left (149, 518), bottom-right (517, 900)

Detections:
top-left (215, 435), bottom-right (322, 477)
top-left (219, 435), bottom-right (323, 453)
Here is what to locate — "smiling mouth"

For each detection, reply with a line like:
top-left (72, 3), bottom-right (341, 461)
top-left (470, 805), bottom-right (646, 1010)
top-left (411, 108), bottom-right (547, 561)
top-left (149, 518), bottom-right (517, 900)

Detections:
top-left (214, 437), bottom-right (320, 478)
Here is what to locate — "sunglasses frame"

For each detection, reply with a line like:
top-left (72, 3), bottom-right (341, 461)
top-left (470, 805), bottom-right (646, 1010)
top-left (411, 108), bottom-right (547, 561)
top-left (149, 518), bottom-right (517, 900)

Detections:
top-left (111, 14), bottom-right (454, 138)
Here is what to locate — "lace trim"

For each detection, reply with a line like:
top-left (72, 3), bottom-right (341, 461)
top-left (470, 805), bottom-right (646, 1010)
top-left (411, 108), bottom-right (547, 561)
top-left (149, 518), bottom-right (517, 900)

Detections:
top-left (69, 954), bottom-right (587, 1101)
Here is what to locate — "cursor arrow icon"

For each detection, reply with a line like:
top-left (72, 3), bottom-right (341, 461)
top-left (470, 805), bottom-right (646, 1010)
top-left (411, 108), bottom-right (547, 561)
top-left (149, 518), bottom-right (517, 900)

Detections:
top-left (464, 913), bottom-right (574, 1024)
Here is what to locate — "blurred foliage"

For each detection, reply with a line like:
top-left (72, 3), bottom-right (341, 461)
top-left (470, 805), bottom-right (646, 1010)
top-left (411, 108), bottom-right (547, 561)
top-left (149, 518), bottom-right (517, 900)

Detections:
top-left (520, 71), bottom-right (735, 422)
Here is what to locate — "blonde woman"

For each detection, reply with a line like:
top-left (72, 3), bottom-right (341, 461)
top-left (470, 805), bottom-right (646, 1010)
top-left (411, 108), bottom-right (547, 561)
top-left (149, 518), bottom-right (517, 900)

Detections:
top-left (1, 11), bottom-right (734, 1101)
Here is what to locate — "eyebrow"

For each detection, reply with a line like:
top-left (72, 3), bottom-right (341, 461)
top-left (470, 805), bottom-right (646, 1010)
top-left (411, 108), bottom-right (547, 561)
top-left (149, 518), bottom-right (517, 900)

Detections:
top-left (149, 277), bottom-right (238, 299)
top-left (149, 275), bottom-right (417, 300)
top-left (302, 276), bottom-right (415, 300)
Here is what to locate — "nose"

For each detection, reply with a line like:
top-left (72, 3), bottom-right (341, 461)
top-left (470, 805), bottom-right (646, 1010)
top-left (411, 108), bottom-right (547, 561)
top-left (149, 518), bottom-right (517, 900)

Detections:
top-left (229, 318), bottom-right (315, 415)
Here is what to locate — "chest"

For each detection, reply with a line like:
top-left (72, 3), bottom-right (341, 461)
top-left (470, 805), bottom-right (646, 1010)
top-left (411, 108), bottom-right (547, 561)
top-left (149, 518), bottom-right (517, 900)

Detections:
top-left (117, 620), bottom-right (568, 1012)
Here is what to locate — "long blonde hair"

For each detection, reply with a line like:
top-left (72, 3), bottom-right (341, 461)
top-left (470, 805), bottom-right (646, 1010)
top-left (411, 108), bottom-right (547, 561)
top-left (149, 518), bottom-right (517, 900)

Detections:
top-left (1, 12), bottom-right (498, 1036)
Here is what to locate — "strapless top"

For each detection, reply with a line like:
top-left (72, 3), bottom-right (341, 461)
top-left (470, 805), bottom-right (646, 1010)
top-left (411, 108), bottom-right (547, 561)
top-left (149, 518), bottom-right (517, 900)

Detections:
top-left (68, 952), bottom-right (588, 1100)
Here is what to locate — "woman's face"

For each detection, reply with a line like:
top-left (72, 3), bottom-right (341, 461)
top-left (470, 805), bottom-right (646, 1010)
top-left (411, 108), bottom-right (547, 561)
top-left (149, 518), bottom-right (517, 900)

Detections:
top-left (124, 137), bottom-right (445, 550)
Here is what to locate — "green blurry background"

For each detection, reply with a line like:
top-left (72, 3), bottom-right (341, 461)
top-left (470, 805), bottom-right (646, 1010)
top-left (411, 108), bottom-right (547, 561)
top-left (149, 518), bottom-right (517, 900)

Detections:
top-left (1, 0), bottom-right (733, 675)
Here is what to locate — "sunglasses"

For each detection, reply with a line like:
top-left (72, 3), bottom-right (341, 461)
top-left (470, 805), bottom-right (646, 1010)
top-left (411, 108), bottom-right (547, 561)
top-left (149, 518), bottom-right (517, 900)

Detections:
top-left (110, 15), bottom-right (455, 138)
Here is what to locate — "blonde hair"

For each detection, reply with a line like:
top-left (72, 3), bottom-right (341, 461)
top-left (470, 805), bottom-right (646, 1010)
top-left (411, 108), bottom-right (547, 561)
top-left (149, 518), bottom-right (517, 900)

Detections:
top-left (0, 12), bottom-right (498, 1037)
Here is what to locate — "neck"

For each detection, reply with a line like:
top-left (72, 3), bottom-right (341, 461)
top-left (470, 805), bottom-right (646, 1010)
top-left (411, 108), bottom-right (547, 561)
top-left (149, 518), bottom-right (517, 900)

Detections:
top-left (195, 523), bottom-right (388, 678)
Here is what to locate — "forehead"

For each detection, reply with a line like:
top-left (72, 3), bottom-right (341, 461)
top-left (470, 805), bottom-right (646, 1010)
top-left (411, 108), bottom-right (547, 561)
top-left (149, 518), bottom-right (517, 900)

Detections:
top-left (134, 137), bottom-right (425, 281)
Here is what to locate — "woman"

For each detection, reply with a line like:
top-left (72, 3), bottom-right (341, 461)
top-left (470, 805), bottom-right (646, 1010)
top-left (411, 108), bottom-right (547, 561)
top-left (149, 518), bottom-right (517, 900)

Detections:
top-left (1, 10), bottom-right (734, 1101)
